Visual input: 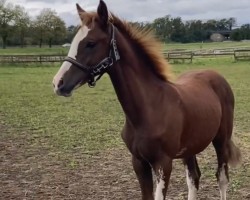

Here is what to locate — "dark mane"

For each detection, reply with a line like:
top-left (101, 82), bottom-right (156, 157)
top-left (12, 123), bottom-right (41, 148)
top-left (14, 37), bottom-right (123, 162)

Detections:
top-left (109, 14), bottom-right (173, 81)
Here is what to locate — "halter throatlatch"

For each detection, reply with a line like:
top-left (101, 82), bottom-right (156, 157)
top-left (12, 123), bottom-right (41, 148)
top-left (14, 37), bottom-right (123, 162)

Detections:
top-left (64, 24), bottom-right (120, 87)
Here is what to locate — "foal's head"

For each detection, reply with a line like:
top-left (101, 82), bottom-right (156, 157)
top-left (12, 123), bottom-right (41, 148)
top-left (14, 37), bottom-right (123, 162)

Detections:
top-left (53, 1), bottom-right (113, 96)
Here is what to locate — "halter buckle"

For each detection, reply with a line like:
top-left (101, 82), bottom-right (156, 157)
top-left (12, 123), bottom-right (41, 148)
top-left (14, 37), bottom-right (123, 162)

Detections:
top-left (88, 73), bottom-right (96, 87)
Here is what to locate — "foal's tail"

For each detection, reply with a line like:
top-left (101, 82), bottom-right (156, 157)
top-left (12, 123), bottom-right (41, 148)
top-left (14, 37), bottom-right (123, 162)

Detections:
top-left (227, 140), bottom-right (241, 168)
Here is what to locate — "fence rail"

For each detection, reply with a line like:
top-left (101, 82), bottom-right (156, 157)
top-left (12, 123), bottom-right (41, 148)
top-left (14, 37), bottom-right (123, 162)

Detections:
top-left (1, 49), bottom-right (250, 64)
top-left (234, 49), bottom-right (250, 61)
top-left (164, 51), bottom-right (193, 63)
top-left (0, 55), bottom-right (65, 63)
top-left (163, 48), bottom-right (250, 63)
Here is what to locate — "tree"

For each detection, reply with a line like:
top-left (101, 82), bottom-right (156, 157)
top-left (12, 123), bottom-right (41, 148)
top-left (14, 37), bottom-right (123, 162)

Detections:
top-left (14, 5), bottom-right (30, 47)
top-left (203, 19), bottom-right (217, 32)
top-left (152, 15), bottom-right (172, 42)
top-left (66, 25), bottom-right (78, 43)
top-left (185, 20), bottom-right (206, 42)
top-left (0, 0), bottom-right (16, 48)
top-left (230, 29), bottom-right (242, 41)
top-left (241, 24), bottom-right (250, 39)
top-left (227, 17), bottom-right (236, 31)
top-left (230, 24), bottom-right (250, 41)
top-left (32, 14), bottom-right (45, 48)
top-left (170, 17), bottom-right (186, 43)
top-left (216, 19), bottom-right (229, 30)
top-left (48, 15), bottom-right (66, 47)
top-left (33, 8), bottom-right (66, 48)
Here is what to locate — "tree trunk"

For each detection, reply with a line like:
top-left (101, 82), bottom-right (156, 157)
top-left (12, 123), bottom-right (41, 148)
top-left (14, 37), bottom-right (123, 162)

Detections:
top-left (39, 39), bottom-right (42, 48)
top-left (2, 36), bottom-right (7, 49)
top-left (49, 38), bottom-right (52, 48)
top-left (20, 33), bottom-right (24, 48)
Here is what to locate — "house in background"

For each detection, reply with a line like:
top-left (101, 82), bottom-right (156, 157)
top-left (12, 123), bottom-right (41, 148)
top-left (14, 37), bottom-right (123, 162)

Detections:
top-left (210, 30), bottom-right (232, 42)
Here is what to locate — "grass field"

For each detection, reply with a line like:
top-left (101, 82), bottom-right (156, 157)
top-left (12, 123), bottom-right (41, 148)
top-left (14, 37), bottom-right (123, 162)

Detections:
top-left (1, 41), bottom-right (250, 56)
top-left (163, 40), bottom-right (250, 51)
top-left (0, 58), bottom-right (249, 152)
top-left (0, 47), bottom-right (250, 199)
top-left (0, 46), bottom-right (69, 55)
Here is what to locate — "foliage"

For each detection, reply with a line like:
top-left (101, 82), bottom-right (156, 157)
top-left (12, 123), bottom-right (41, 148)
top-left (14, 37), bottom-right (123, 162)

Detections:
top-left (151, 15), bottom-right (173, 42)
top-left (65, 25), bottom-right (78, 43)
top-left (13, 5), bottom-right (30, 47)
top-left (136, 16), bottom-right (239, 43)
top-left (231, 29), bottom-right (243, 41)
top-left (0, 0), bottom-right (16, 48)
top-left (32, 8), bottom-right (67, 48)
top-left (231, 24), bottom-right (250, 41)
top-left (1, 0), bottom-right (250, 47)
top-left (0, 1), bottom-right (67, 48)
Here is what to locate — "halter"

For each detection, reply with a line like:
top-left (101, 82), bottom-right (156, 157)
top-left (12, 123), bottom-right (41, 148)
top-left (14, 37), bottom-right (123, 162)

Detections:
top-left (64, 24), bottom-right (120, 87)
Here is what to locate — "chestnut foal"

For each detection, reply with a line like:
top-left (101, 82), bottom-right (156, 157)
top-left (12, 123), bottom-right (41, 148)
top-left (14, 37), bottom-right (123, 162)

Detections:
top-left (53, 1), bottom-right (241, 199)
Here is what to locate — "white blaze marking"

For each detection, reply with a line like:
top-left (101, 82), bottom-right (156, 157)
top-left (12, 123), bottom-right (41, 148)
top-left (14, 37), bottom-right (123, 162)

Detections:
top-left (155, 168), bottom-right (165, 200)
top-left (186, 167), bottom-right (197, 200)
top-left (218, 164), bottom-right (228, 200)
top-left (53, 26), bottom-right (90, 92)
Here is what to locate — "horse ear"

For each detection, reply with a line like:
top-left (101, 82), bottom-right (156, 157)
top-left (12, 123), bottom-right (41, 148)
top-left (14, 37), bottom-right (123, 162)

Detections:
top-left (97, 0), bottom-right (108, 28)
top-left (76, 3), bottom-right (85, 13)
top-left (76, 3), bottom-right (85, 18)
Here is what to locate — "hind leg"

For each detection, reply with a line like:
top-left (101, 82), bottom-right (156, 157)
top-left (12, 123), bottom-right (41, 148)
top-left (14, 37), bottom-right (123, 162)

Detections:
top-left (183, 156), bottom-right (201, 200)
top-left (213, 139), bottom-right (229, 200)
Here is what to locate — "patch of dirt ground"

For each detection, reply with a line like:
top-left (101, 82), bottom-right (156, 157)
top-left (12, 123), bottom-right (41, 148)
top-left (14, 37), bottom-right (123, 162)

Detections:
top-left (0, 122), bottom-right (249, 200)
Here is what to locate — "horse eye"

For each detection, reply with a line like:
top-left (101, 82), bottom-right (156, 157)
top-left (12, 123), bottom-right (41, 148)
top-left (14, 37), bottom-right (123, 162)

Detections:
top-left (86, 41), bottom-right (96, 48)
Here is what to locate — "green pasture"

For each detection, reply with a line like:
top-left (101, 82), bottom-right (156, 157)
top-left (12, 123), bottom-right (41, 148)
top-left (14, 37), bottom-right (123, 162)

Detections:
top-left (0, 46), bottom-right (69, 55)
top-left (164, 41), bottom-right (250, 51)
top-left (0, 52), bottom-right (249, 197)
top-left (1, 41), bottom-right (250, 56)
top-left (0, 57), bottom-right (249, 152)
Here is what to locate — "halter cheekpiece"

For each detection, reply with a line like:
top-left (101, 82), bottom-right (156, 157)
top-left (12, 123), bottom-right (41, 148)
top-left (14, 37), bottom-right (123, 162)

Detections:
top-left (64, 24), bottom-right (120, 87)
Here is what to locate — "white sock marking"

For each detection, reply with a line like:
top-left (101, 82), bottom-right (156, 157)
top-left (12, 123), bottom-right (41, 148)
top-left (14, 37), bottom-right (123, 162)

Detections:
top-left (186, 167), bottom-right (197, 200)
top-left (155, 168), bottom-right (165, 200)
top-left (53, 25), bottom-right (90, 92)
top-left (218, 164), bottom-right (228, 200)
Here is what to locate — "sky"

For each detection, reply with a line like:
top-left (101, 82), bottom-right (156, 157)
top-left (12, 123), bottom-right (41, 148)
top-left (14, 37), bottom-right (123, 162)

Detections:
top-left (10, 0), bottom-right (250, 27)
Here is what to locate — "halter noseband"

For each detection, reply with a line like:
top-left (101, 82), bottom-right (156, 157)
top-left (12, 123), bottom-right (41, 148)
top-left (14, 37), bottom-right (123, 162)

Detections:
top-left (64, 24), bottom-right (120, 87)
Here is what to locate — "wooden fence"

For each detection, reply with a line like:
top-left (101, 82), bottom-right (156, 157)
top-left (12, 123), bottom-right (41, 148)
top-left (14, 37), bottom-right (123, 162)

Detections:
top-left (164, 48), bottom-right (250, 63)
top-left (0, 49), bottom-right (250, 64)
top-left (164, 51), bottom-right (193, 63)
top-left (0, 55), bottom-right (65, 63)
top-left (234, 49), bottom-right (250, 61)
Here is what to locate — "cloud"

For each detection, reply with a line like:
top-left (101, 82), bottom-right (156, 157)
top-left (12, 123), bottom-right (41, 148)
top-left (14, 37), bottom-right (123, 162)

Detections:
top-left (59, 12), bottom-right (80, 26)
top-left (10, 0), bottom-right (250, 26)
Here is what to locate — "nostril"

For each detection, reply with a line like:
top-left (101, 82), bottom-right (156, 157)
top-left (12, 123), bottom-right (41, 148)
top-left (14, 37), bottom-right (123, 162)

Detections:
top-left (58, 78), bottom-right (64, 88)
